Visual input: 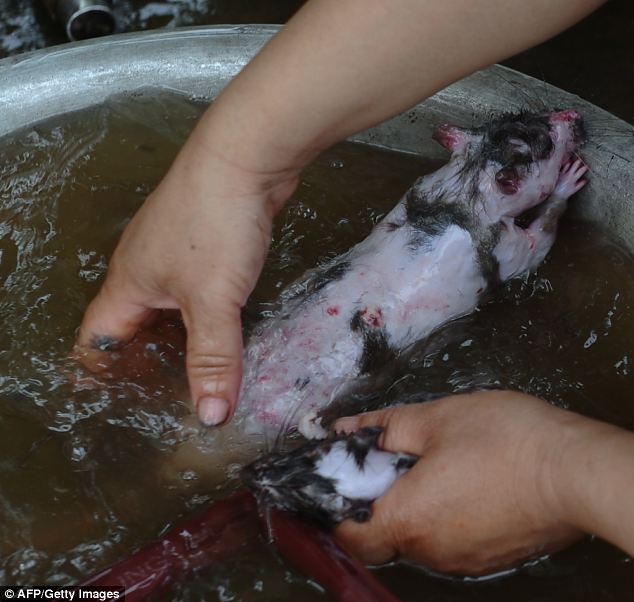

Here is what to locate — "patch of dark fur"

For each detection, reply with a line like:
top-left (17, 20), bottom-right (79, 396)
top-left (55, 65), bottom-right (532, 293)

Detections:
top-left (242, 428), bottom-right (392, 529)
top-left (345, 426), bottom-right (382, 469)
top-left (350, 309), bottom-right (395, 374)
top-left (349, 310), bottom-right (365, 333)
top-left (473, 223), bottom-right (503, 289)
top-left (405, 186), bottom-right (470, 238)
top-left (573, 116), bottom-right (587, 147)
top-left (480, 111), bottom-right (554, 165)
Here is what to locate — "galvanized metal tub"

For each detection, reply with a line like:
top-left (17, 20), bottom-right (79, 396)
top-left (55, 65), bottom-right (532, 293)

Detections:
top-left (0, 23), bottom-right (632, 599)
top-left (0, 25), bottom-right (632, 250)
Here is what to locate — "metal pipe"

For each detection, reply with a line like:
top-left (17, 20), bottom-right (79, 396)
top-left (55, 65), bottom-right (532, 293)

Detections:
top-left (41, 0), bottom-right (116, 41)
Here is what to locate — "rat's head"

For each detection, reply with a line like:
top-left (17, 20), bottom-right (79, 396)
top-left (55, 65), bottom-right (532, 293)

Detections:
top-left (433, 109), bottom-right (584, 223)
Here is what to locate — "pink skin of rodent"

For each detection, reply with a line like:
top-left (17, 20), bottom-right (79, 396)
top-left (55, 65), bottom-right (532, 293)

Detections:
top-left (235, 111), bottom-right (588, 436)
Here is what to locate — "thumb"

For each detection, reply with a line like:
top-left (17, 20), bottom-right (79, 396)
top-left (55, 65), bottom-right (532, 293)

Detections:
top-left (75, 281), bottom-right (158, 372)
top-left (334, 403), bottom-right (441, 564)
top-left (334, 402), bottom-right (440, 457)
top-left (182, 298), bottom-right (244, 427)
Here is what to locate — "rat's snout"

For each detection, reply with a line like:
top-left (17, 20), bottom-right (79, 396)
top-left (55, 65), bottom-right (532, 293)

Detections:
top-left (550, 109), bottom-right (581, 124)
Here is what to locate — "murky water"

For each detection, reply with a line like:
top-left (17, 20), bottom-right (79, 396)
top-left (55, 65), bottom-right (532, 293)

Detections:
top-left (0, 90), bottom-right (632, 600)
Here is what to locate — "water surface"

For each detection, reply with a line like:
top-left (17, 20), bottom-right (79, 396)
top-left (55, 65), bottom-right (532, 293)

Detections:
top-left (0, 90), bottom-right (632, 600)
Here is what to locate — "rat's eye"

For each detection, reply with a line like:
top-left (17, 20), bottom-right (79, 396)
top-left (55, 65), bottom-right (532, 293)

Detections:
top-left (495, 167), bottom-right (520, 195)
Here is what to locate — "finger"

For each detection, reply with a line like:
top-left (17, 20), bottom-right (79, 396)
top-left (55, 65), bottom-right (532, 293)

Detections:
top-left (334, 402), bottom-right (441, 456)
top-left (182, 296), bottom-right (244, 427)
top-left (333, 406), bottom-right (402, 434)
top-left (75, 281), bottom-right (158, 372)
top-left (335, 501), bottom-right (399, 566)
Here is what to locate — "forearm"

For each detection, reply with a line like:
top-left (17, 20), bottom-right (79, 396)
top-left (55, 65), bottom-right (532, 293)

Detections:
top-left (558, 419), bottom-right (634, 557)
top-left (195, 0), bottom-right (605, 177)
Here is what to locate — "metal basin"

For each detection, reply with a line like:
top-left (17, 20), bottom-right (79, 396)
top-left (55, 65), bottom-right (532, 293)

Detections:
top-left (0, 23), bottom-right (633, 599)
top-left (0, 24), bottom-right (633, 249)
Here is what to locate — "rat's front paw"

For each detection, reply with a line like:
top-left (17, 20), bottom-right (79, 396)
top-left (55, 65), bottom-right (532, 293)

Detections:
top-left (553, 158), bottom-right (589, 200)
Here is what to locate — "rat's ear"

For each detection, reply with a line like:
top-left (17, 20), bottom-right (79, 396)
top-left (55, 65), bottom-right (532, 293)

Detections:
top-left (432, 124), bottom-right (471, 153)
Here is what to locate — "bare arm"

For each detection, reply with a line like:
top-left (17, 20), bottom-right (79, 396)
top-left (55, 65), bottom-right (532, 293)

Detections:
top-left (558, 416), bottom-right (634, 558)
top-left (205, 0), bottom-right (606, 171)
top-left (77, 0), bottom-right (606, 425)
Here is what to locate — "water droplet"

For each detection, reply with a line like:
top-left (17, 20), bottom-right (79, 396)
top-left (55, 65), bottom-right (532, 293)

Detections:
top-left (583, 330), bottom-right (597, 349)
top-left (181, 469), bottom-right (198, 482)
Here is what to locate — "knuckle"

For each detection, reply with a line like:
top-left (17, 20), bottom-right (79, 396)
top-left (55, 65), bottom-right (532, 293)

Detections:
top-left (187, 351), bottom-right (239, 377)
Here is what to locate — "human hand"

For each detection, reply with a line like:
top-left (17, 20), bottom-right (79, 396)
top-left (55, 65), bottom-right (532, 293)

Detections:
top-left (334, 391), bottom-right (596, 575)
top-left (75, 124), bottom-right (299, 426)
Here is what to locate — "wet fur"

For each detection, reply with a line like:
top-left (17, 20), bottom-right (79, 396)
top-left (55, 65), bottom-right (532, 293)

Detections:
top-left (242, 427), bottom-right (417, 529)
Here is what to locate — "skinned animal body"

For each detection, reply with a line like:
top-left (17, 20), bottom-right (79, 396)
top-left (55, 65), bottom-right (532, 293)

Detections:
top-left (236, 109), bottom-right (588, 438)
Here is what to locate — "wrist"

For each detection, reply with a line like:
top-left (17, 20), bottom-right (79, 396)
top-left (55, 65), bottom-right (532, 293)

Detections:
top-left (168, 108), bottom-right (305, 217)
top-left (549, 414), bottom-right (634, 545)
top-left (200, 105), bottom-right (318, 174)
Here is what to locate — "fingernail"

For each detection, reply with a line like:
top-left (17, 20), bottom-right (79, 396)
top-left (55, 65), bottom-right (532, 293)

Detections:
top-left (92, 335), bottom-right (124, 352)
top-left (198, 397), bottom-right (229, 426)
